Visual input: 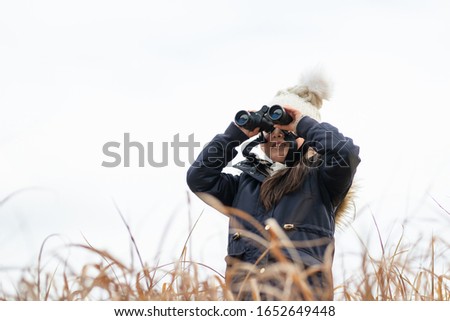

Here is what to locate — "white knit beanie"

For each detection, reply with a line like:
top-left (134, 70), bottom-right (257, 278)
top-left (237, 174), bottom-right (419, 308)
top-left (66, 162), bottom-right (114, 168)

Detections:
top-left (268, 67), bottom-right (333, 122)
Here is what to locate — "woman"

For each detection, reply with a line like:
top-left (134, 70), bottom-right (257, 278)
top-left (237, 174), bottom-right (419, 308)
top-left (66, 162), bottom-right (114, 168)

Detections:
top-left (186, 70), bottom-right (360, 300)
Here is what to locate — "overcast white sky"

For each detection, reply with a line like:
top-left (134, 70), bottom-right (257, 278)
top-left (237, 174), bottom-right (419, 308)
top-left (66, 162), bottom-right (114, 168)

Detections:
top-left (1, 0), bottom-right (449, 287)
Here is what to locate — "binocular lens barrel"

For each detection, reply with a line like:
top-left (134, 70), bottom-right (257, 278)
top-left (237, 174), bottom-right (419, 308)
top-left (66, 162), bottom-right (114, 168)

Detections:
top-left (268, 105), bottom-right (293, 124)
top-left (268, 106), bottom-right (283, 120)
top-left (234, 105), bottom-right (292, 132)
top-left (235, 110), bottom-right (251, 127)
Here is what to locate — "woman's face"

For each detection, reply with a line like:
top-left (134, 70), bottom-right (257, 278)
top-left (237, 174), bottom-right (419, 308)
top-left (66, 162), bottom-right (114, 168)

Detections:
top-left (261, 128), bottom-right (290, 163)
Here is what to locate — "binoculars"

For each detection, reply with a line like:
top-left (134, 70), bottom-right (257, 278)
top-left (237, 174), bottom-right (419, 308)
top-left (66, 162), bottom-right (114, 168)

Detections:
top-left (235, 105), bottom-right (293, 132)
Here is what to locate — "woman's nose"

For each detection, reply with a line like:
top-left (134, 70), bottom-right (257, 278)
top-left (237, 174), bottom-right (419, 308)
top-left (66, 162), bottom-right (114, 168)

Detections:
top-left (271, 129), bottom-right (284, 139)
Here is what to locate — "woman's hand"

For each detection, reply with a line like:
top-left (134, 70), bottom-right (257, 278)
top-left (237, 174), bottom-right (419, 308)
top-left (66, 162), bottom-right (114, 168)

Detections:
top-left (273, 105), bottom-right (303, 133)
top-left (234, 122), bottom-right (260, 138)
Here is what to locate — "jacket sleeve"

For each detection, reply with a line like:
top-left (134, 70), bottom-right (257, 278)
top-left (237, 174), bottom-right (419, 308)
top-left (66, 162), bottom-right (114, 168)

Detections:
top-left (296, 116), bottom-right (361, 206)
top-left (186, 122), bottom-right (249, 206)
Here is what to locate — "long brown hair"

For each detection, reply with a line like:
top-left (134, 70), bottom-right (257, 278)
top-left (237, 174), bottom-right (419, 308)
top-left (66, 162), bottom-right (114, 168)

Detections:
top-left (259, 160), bottom-right (310, 210)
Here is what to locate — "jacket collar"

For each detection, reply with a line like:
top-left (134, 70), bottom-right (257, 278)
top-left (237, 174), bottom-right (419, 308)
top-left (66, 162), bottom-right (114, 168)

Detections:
top-left (233, 158), bottom-right (271, 183)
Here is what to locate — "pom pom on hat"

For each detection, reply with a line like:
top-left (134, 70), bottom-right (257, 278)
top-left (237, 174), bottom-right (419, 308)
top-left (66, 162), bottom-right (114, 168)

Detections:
top-left (269, 66), bottom-right (333, 122)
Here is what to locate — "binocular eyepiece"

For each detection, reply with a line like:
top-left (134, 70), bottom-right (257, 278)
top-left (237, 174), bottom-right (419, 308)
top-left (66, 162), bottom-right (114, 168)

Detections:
top-left (235, 105), bottom-right (293, 132)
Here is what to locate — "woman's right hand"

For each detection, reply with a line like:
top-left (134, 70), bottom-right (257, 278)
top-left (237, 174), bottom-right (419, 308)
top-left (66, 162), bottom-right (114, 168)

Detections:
top-left (234, 122), bottom-right (260, 138)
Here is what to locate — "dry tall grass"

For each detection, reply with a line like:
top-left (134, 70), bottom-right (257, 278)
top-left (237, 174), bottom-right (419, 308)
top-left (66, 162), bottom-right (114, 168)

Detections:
top-left (1, 191), bottom-right (449, 301)
top-left (1, 219), bottom-right (449, 301)
top-left (336, 236), bottom-right (450, 300)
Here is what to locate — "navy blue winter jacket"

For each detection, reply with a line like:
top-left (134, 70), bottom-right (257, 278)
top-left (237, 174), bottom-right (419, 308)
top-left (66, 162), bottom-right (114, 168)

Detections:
top-left (186, 116), bottom-right (360, 267)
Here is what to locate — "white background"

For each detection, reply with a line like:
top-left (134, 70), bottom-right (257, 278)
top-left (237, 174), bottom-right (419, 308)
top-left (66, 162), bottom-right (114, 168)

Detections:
top-left (1, 0), bottom-right (449, 295)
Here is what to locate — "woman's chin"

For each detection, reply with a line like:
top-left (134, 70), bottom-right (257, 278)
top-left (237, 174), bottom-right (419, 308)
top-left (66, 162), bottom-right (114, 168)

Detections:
top-left (268, 150), bottom-right (288, 163)
top-left (269, 156), bottom-right (286, 163)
